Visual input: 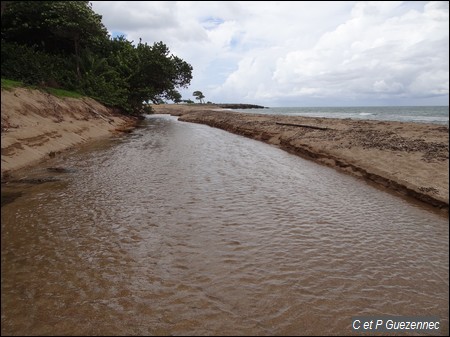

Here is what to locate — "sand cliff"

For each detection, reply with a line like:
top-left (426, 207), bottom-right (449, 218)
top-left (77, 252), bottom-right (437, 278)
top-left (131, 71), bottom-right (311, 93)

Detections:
top-left (1, 87), bottom-right (136, 176)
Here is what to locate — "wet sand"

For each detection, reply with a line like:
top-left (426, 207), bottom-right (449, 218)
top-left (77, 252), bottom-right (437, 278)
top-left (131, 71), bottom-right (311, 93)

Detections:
top-left (1, 87), bottom-right (137, 177)
top-left (153, 104), bottom-right (449, 210)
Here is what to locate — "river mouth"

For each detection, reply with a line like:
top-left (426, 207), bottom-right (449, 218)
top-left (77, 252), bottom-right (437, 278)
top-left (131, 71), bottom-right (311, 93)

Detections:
top-left (1, 114), bottom-right (448, 335)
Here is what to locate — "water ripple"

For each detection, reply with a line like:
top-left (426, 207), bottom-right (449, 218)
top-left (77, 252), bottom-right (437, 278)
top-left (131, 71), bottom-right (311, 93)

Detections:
top-left (2, 114), bottom-right (448, 335)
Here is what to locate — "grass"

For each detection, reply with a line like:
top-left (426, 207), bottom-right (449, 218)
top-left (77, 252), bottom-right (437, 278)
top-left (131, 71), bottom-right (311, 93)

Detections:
top-left (1, 78), bottom-right (23, 90)
top-left (44, 87), bottom-right (84, 99)
top-left (1, 78), bottom-right (84, 99)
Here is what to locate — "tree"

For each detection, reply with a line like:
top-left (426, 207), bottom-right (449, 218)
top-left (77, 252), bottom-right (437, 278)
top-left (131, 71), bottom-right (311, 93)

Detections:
top-left (48, 1), bottom-right (109, 80)
top-left (126, 40), bottom-right (192, 112)
top-left (193, 90), bottom-right (205, 104)
top-left (2, 1), bottom-right (109, 81)
top-left (77, 49), bottom-right (128, 107)
top-left (169, 90), bottom-right (182, 104)
top-left (1, 1), bottom-right (11, 17)
top-left (1, 1), bottom-right (193, 114)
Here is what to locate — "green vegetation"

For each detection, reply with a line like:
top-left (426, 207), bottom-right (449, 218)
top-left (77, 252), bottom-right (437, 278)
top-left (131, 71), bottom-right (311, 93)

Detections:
top-left (1, 79), bottom-right (23, 90)
top-left (1, 1), bottom-right (193, 114)
top-left (193, 90), bottom-right (205, 104)
top-left (1, 77), bottom-right (84, 98)
top-left (43, 87), bottom-right (85, 99)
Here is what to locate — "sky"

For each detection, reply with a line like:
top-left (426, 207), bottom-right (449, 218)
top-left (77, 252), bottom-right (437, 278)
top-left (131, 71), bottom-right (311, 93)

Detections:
top-left (91, 1), bottom-right (449, 107)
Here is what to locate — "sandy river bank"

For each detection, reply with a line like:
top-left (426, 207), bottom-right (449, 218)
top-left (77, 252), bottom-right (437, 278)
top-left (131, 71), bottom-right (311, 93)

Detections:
top-left (153, 104), bottom-right (449, 210)
top-left (1, 87), bottom-right (137, 177)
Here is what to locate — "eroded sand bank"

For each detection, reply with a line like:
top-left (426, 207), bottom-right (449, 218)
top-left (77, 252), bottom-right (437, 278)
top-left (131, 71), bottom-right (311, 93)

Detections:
top-left (1, 87), bottom-right (137, 176)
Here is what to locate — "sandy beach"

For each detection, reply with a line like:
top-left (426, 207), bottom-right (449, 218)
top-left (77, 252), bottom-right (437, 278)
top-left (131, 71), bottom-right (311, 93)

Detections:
top-left (1, 87), bottom-right (137, 177)
top-left (153, 104), bottom-right (449, 210)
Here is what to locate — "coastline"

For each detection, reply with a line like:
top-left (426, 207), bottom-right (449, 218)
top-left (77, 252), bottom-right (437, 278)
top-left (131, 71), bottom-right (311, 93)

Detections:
top-left (1, 87), bottom-right (138, 178)
top-left (153, 104), bottom-right (449, 211)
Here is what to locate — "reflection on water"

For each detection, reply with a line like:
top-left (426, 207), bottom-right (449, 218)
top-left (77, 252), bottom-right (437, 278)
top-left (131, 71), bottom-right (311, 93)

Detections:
top-left (1, 115), bottom-right (448, 335)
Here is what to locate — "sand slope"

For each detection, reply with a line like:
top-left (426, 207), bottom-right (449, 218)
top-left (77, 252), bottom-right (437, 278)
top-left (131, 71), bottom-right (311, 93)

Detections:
top-left (1, 87), bottom-right (136, 176)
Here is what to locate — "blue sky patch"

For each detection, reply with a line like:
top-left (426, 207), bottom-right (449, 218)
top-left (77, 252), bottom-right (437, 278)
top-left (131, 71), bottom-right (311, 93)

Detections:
top-left (201, 16), bottom-right (224, 30)
top-left (111, 31), bottom-right (127, 39)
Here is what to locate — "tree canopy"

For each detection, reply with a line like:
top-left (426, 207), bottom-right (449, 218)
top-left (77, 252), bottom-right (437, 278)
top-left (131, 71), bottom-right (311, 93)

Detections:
top-left (193, 90), bottom-right (205, 104)
top-left (1, 1), bottom-right (193, 113)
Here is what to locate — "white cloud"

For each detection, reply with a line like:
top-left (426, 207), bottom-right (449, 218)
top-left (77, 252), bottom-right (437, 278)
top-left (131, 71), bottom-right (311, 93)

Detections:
top-left (91, 1), bottom-right (449, 106)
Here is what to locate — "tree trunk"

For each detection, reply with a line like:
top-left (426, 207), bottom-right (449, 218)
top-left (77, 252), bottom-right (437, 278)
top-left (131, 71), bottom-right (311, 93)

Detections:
top-left (74, 37), bottom-right (82, 81)
top-left (1, 1), bottom-right (10, 17)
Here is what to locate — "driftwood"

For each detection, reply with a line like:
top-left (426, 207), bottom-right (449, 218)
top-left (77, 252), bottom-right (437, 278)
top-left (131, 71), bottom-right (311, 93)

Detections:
top-left (275, 122), bottom-right (329, 130)
top-left (83, 100), bottom-right (114, 124)
top-left (91, 109), bottom-right (114, 124)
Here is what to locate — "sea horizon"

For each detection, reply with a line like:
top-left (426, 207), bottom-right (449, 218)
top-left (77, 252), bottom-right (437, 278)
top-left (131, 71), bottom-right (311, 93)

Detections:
top-left (232, 105), bottom-right (449, 125)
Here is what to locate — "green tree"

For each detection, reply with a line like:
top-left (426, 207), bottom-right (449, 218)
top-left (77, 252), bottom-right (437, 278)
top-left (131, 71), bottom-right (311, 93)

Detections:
top-left (126, 40), bottom-right (192, 111)
top-left (77, 49), bottom-right (128, 107)
top-left (1, 1), bottom-right (193, 114)
top-left (193, 90), bottom-right (205, 103)
top-left (169, 90), bottom-right (182, 104)
top-left (1, 1), bottom-right (11, 16)
top-left (1, 1), bottom-right (109, 80)
top-left (47, 1), bottom-right (109, 80)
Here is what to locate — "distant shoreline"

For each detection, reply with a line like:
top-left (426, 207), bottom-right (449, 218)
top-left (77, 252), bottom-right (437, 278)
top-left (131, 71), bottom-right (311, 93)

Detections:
top-left (152, 104), bottom-right (449, 211)
top-left (215, 103), bottom-right (266, 109)
top-left (153, 103), bottom-right (449, 125)
top-left (229, 106), bottom-right (449, 126)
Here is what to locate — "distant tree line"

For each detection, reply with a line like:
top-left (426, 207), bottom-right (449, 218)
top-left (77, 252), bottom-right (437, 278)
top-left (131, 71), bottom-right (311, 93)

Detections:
top-left (1, 1), bottom-right (193, 114)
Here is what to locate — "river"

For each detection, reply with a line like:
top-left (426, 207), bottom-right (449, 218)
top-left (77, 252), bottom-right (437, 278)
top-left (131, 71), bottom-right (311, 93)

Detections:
top-left (1, 114), bottom-right (448, 335)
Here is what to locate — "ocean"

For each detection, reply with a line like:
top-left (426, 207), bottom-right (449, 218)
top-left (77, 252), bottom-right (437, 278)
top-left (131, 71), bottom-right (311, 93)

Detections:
top-left (233, 106), bottom-right (449, 125)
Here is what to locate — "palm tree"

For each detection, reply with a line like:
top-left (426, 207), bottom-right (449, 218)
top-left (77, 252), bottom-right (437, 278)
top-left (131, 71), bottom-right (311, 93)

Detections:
top-left (193, 90), bottom-right (205, 104)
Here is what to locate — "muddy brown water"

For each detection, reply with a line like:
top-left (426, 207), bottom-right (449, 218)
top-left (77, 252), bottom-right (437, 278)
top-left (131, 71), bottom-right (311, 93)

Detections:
top-left (1, 115), bottom-right (448, 335)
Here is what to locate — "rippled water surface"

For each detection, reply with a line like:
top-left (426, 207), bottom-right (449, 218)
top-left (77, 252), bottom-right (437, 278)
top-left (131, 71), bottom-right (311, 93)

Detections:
top-left (1, 115), bottom-right (448, 335)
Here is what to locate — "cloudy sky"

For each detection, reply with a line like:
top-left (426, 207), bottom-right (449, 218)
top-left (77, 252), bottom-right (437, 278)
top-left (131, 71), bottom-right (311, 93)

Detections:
top-left (91, 1), bottom-right (449, 107)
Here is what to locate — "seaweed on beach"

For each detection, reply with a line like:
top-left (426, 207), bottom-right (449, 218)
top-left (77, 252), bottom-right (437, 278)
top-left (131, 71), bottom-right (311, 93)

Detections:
top-left (350, 129), bottom-right (448, 162)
